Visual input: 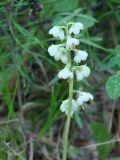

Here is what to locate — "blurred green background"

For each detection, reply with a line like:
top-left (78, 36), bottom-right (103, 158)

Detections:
top-left (0, 0), bottom-right (120, 159)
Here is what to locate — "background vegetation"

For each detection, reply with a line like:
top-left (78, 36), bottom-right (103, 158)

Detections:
top-left (0, 0), bottom-right (120, 159)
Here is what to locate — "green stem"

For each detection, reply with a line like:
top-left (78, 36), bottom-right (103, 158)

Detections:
top-left (62, 78), bottom-right (73, 160)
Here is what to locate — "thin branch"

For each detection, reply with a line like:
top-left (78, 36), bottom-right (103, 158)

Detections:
top-left (4, 142), bottom-right (25, 160)
top-left (70, 138), bottom-right (120, 150)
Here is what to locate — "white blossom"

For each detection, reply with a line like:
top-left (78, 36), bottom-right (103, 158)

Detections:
top-left (48, 44), bottom-right (61, 60)
top-left (60, 99), bottom-right (79, 116)
top-left (58, 67), bottom-right (73, 79)
top-left (61, 54), bottom-right (68, 64)
top-left (69, 22), bottom-right (84, 35)
top-left (48, 45), bottom-right (68, 63)
top-left (76, 65), bottom-right (90, 81)
top-left (60, 48), bottom-right (68, 64)
top-left (66, 37), bottom-right (79, 49)
top-left (76, 92), bottom-right (93, 106)
top-left (48, 22), bottom-right (93, 116)
top-left (49, 26), bottom-right (65, 40)
top-left (74, 50), bottom-right (88, 63)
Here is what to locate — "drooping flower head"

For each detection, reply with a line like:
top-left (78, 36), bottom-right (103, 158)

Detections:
top-left (76, 92), bottom-right (93, 106)
top-left (66, 36), bottom-right (79, 49)
top-left (48, 44), bottom-right (61, 61)
top-left (58, 66), bottom-right (74, 79)
top-left (69, 22), bottom-right (84, 35)
top-left (49, 26), bottom-right (65, 40)
top-left (75, 65), bottom-right (90, 81)
top-left (74, 50), bottom-right (88, 63)
top-left (60, 99), bottom-right (79, 116)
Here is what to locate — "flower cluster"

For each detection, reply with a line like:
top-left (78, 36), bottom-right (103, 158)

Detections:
top-left (48, 22), bottom-right (93, 116)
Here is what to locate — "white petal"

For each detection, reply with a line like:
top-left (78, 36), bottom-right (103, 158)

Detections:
top-left (49, 26), bottom-right (65, 40)
top-left (49, 26), bottom-right (59, 36)
top-left (76, 71), bottom-right (83, 81)
top-left (48, 45), bottom-right (63, 61)
top-left (80, 51), bottom-right (88, 60)
top-left (74, 50), bottom-right (88, 63)
top-left (60, 48), bottom-right (68, 64)
top-left (76, 92), bottom-right (93, 106)
top-left (76, 96), bottom-right (84, 106)
top-left (74, 54), bottom-right (82, 63)
top-left (72, 100), bottom-right (79, 112)
top-left (58, 67), bottom-right (73, 79)
top-left (60, 99), bottom-right (79, 116)
top-left (89, 94), bottom-right (94, 100)
top-left (69, 22), bottom-right (84, 35)
top-left (81, 92), bottom-right (93, 102)
top-left (61, 55), bottom-right (68, 64)
top-left (48, 45), bottom-right (57, 57)
top-left (82, 65), bottom-right (90, 77)
top-left (66, 37), bottom-right (79, 49)
top-left (60, 102), bottom-right (66, 112)
top-left (58, 68), bottom-right (69, 79)
top-left (59, 31), bottom-right (65, 40)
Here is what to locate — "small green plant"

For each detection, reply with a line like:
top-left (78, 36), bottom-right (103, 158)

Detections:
top-left (48, 22), bottom-right (93, 160)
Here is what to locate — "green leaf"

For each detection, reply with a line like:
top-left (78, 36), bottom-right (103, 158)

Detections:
top-left (80, 38), bottom-right (112, 52)
top-left (76, 14), bottom-right (97, 28)
top-left (109, 0), bottom-right (120, 3)
top-left (58, 13), bottom-right (97, 28)
top-left (74, 113), bottom-right (83, 129)
top-left (53, 16), bottom-right (72, 25)
top-left (54, 0), bottom-right (78, 12)
top-left (89, 122), bottom-right (113, 160)
top-left (106, 73), bottom-right (120, 99)
top-left (115, 45), bottom-right (120, 68)
top-left (100, 57), bottom-right (117, 71)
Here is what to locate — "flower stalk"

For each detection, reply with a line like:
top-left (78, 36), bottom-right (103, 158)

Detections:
top-left (48, 22), bottom-right (93, 160)
top-left (63, 48), bottom-right (73, 160)
top-left (63, 77), bottom-right (73, 160)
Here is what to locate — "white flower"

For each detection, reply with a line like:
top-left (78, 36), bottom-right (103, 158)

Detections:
top-left (48, 45), bottom-right (68, 63)
top-left (76, 65), bottom-right (90, 81)
top-left (69, 22), bottom-right (84, 35)
top-left (74, 50), bottom-right (88, 63)
top-left (76, 92), bottom-right (93, 106)
top-left (58, 67), bottom-right (74, 79)
top-left (61, 54), bottom-right (68, 64)
top-left (66, 37), bottom-right (79, 49)
top-left (48, 44), bottom-right (61, 60)
top-left (81, 92), bottom-right (93, 102)
top-left (60, 99), bottom-right (78, 116)
top-left (60, 48), bottom-right (68, 64)
top-left (49, 26), bottom-right (65, 40)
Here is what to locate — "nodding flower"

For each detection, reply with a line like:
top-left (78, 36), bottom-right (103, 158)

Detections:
top-left (75, 65), bottom-right (90, 81)
top-left (60, 99), bottom-right (79, 116)
top-left (69, 22), bottom-right (84, 35)
top-left (58, 67), bottom-right (74, 79)
top-left (76, 92), bottom-right (93, 106)
top-left (49, 26), bottom-right (65, 40)
top-left (74, 50), bottom-right (88, 63)
top-left (66, 36), bottom-right (79, 49)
